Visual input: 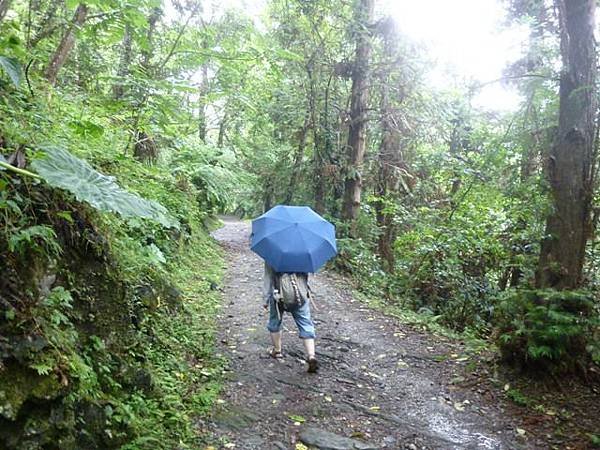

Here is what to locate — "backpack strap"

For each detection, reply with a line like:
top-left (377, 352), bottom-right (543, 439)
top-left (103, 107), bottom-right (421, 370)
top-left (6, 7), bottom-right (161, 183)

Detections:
top-left (274, 272), bottom-right (282, 291)
top-left (304, 274), bottom-right (317, 310)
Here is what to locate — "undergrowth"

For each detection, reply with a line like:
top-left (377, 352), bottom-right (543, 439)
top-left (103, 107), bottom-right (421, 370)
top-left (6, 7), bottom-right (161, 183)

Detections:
top-left (1, 84), bottom-right (227, 448)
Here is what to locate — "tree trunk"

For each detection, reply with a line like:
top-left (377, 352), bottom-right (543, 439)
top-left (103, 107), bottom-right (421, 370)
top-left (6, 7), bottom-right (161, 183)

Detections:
top-left (197, 28), bottom-right (210, 142)
top-left (341, 0), bottom-right (374, 228)
top-left (285, 118), bottom-right (310, 204)
top-left (448, 117), bottom-right (465, 202)
top-left (133, 131), bottom-right (158, 163)
top-left (263, 180), bottom-right (273, 213)
top-left (217, 105), bottom-right (229, 148)
top-left (113, 23), bottom-right (132, 100)
top-left (198, 62), bottom-right (209, 142)
top-left (309, 67), bottom-right (328, 215)
top-left (0, 0), bottom-right (12, 22)
top-left (45, 3), bottom-right (88, 85)
top-left (141, 7), bottom-right (161, 70)
top-left (374, 20), bottom-right (401, 272)
top-left (536, 0), bottom-right (597, 289)
top-left (130, 7), bottom-right (161, 161)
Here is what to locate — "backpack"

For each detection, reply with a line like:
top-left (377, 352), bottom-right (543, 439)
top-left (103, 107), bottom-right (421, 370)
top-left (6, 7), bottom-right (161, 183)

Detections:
top-left (274, 273), bottom-right (310, 312)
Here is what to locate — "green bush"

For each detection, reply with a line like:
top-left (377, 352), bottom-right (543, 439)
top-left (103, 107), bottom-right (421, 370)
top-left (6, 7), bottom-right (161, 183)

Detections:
top-left (495, 289), bottom-right (599, 372)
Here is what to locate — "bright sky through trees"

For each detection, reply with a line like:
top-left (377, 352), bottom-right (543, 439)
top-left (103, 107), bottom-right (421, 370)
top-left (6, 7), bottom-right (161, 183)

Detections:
top-left (204, 0), bottom-right (530, 111)
top-left (388, 0), bottom-right (528, 111)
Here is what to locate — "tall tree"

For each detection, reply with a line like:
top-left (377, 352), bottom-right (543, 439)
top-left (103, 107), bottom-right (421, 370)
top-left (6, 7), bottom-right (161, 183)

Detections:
top-left (536, 0), bottom-right (597, 289)
top-left (0, 0), bottom-right (11, 22)
top-left (374, 17), bottom-right (403, 272)
top-left (286, 117), bottom-right (310, 204)
top-left (45, 3), bottom-right (88, 85)
top-left (197, 20), bottom-right (210, 142)
top-left (341, 0), bottom-right (374, 227)
top-left (113, 23), bottom-right (132, 100)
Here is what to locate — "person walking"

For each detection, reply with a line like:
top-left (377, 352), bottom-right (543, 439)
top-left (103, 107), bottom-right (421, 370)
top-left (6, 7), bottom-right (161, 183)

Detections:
top-left (262, 262), bottom-right (318, 373)
top-left (250, 205), bottom-right (336, 373)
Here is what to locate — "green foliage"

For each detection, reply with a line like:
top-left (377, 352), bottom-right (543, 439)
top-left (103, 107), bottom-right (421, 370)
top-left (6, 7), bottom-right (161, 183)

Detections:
top-left (1, 0), bottom-right (599, 444)
top-left (31, 146), bottom-right (178, 229)
top-left (391, 193), bottom-right (507, 331)
top-left (0, 55), bottom-right (21, 87)
top-left (495, 289), bottom-right (599, 371)
top-left (122, 231), bottom-right (225, 449)
top-left (505, 388), bottom-right (532, 407)
top-left (0, 26), bottom-right (225, 448)
top-left (589, 434), bottom-right (600, 447)
top-left (170, 139), bottom-right (246, 213)
top-left (8, 224), bottom-right (61, 256)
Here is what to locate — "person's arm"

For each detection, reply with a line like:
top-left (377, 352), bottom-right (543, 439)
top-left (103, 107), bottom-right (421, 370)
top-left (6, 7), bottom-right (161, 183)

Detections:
top-left (262, 263), bottom-right (275, 307)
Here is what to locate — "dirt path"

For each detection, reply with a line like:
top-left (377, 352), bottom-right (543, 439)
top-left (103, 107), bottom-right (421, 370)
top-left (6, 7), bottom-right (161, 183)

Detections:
top-left (205, 218), bottom-right (531, 449)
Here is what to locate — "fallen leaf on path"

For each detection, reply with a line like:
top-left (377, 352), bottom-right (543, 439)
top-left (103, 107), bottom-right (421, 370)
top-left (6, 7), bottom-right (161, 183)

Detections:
top-left (325, 396), bottom-right (332, 402)
top-left (516, 428), bottom-right (526, 436)
top-left (454, 402), bottom-right (465, 411)
top-left (369, 406), bottom-right (380, 411)
top-left (288, 414), bottom-right (306, 423)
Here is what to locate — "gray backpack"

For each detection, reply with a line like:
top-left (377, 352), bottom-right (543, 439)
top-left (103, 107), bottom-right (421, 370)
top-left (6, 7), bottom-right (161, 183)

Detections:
top-left (274, 273), bottom-right (310, 312)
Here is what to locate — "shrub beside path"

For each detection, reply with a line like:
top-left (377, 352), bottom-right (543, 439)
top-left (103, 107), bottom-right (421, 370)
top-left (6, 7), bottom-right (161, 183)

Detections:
top-left (204, 218), bottom-right (534, 449)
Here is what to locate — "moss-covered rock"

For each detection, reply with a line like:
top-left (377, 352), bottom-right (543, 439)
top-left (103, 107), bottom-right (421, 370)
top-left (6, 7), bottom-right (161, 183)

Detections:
top-left (0, 362), bottom-right (62, 420)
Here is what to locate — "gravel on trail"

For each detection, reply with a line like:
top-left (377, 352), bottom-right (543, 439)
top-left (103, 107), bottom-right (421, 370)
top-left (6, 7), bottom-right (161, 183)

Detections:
top-left (204, 218), bottom-right (532, 450)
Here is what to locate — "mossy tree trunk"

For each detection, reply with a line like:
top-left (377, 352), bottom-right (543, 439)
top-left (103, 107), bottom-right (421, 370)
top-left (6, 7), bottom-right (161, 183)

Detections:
top-left (0, 0), bottom-right (11, 22)
top-left (113, 23), bottom-right (132, 100)
top-left (45, 3), bottom-right (88, 85)
top-left (536, 0), bottom-right (597, 289)
top-left (341, 0), bottom-right (374, 231)
top-left (374, 18), bottom-right (402, 273)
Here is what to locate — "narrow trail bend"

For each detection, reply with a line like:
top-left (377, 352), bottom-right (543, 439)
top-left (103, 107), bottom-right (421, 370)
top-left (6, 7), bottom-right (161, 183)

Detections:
top-left (205, 218), bottom-right (529, 450)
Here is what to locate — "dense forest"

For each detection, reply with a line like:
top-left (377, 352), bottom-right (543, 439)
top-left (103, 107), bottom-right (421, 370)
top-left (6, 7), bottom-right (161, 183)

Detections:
top-left (0, 0), bottom-right (599, 448)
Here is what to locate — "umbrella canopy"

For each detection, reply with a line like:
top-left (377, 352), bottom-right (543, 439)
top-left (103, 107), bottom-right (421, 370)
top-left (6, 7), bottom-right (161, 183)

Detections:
top-left (250, 205), bottom-right (337, 273)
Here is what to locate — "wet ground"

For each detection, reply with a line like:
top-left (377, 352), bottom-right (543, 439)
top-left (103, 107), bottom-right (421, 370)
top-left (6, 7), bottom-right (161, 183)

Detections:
top-left (204, 218), bottom-right (536, 449)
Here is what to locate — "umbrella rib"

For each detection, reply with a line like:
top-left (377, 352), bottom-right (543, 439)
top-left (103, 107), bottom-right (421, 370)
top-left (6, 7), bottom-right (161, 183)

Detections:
top-left (296, 228), bottom-right (314, 273)
top-left (251, 220), bottom-right (296, 248)
top-left (295, 226), bottom-right (337, 250)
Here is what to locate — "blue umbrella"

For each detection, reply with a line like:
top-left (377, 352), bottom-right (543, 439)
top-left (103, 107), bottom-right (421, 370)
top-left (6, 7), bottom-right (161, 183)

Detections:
top-left (250, 205), bottom-right (337, 273)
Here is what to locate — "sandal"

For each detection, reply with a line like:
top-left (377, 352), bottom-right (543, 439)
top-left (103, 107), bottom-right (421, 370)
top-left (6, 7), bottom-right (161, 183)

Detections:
top-left (269, 348), bottom-right (284, 359)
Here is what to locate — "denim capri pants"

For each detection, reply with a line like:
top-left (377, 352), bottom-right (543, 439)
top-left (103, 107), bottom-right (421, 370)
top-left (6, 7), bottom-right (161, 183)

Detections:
top-left (267, 297), bottom-right (316, 339)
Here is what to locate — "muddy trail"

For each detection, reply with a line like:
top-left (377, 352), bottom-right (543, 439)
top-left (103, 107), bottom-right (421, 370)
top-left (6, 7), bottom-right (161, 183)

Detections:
top-left (204, 218), bottom-right (534, 449)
